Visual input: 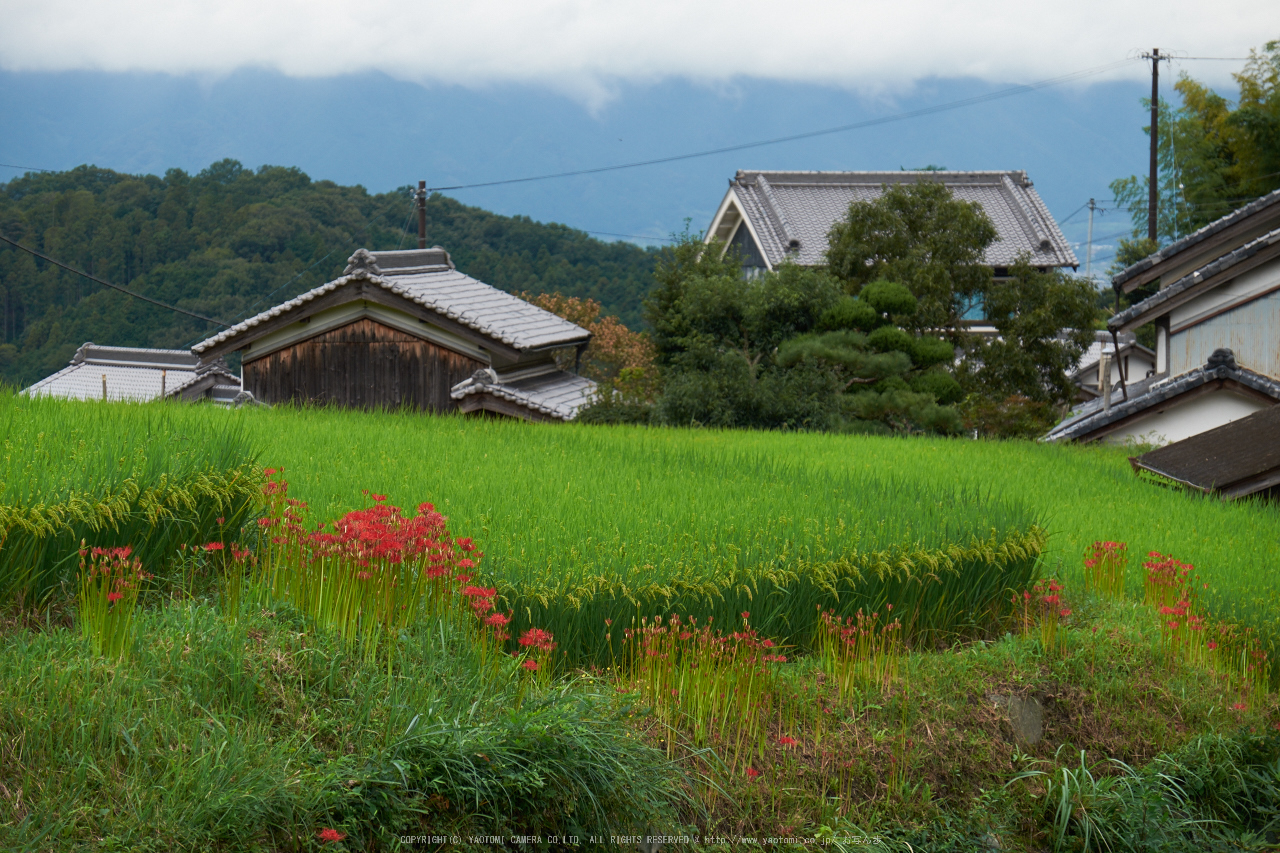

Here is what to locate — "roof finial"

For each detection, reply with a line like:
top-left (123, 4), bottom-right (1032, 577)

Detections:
top-left (1206, 348), bottom-right (1237, 371)
top-left (343, 248), bottom-right (383, 278)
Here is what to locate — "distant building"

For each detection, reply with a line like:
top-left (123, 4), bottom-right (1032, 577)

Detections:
top-left (705, 170), bottom-right (1079, 276)
top-left (24, 343), bottom-right (242, 404)
top-left (1069, 331), bottom-right (1156, 403)
top-left (193, 247), bottom-right (596, 422)
top-left (1130, 404), bottom-right (1280, 500)
top-left (1048, 189), bottom-right (1280, 445)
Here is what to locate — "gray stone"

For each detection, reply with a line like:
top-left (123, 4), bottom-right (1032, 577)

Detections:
top-left (988, 693), bottom-right (1043, 745)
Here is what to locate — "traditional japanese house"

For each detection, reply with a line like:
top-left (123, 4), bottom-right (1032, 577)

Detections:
top-left (24, 343), bottom-right (242, 404)
top-left (192, 247), bottom-right (596, 422)
top-left (1048, 189), bottom-right (1280, 445)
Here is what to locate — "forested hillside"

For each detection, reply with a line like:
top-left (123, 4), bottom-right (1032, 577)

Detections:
top-left (0, 160), bottom-right (659, 386)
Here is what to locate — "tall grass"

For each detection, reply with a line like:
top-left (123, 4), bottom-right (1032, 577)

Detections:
top-left (0, 392), bottom-right (260, 604)
top-left (224, 409), bottom-right (1277, 661)
top-left (228, 409), bottom-right (1043, 662)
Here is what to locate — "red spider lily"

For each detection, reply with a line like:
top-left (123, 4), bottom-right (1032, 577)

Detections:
top-left (107, 591), bottom-right (123, 603)
top-left (204, 542), bottom-right (225, 552)
top-left (317, 828), bottom-right (346, 842)
top-left (778, 735), bottom-right (798, 748)
top-left (522, 659), bottom-right (538, 671)
top-left (746, 767), bottom-right (760, 780)
top-left (485, 612), bottom-right (511, 628)
top-left (519, 627), bottom-right (556, 653)
top-left (1232, 702), bottom-right (1247, 711)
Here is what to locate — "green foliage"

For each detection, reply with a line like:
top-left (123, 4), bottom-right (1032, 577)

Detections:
top-left (646, 234), bottom-right (962, 433)
top-left (0, 162), bottom-right (658, 385)
top-left (1110, 39), bottom-right (1280, 244)
top-left (826, 182), bottom-right (998, 335)
top-left (1009, 732), bottom-right (1280, 852)
top-left (0, 392), bottom-right (260, 605)
top-left (0, 603), bottom-right (686, 848)
top-left (960, 394), bottom-right (1063, 439)
top-left (960, 257), bottom-right (1098, 405)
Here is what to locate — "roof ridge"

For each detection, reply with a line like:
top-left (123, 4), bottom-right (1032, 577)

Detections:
top-left (1112, 187), bottom-right (1280, 287)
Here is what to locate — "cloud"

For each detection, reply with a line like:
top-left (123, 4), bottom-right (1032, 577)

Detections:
top-left (0, 0), bottom-right (1269, 108)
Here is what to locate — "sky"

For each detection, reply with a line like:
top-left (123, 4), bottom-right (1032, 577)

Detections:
top-left (1, 0), bottom-right (1274, 279)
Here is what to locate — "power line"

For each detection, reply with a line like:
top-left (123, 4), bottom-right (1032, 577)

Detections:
top-left (0, 162), bottom-right (56, 173)
top-left (0, 234), bottom-right (232, 328)
top-left (425, 58), bottom-right (1135, 193)
top-left (585, 230), bottom-right (674, 243)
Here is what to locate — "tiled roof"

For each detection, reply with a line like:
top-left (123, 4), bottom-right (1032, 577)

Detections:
top-left (1131, 405), bottom-right (1280, 497)
top-left (451, 366), bottom-right (597, 421)
top-left (1109, 227), bottom-right (1280, 331)
top-left (1045, 349), bottom-right (1280, 442)
top-left (727, 170), bottom-right (1077, 269)
top-left (1111, 188), bottom-right (1280, 288)
top-left (1071, 331), bottom-right (1150, 378)
top-left (194, 248), bottom-right (590, 356)
top-left (24, 343), bottom-right (237, 402)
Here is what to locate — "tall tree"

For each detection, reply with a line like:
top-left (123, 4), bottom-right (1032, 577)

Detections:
top-left (1111, 39), bottom-right (1280, 249)
top-left (825, 182), bottom-right (997, 339)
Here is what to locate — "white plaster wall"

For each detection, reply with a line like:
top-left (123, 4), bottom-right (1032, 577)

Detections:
top-left (1101, 389), bottom-right (1270, 446)
top-left (1169, 256), bottom-right (1280, 377)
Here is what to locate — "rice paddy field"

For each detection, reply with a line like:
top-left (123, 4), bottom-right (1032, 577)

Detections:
top-left (4, 394), bottom-right (1280, 849)
top-left (229, 405), bottom-right (1280, 659)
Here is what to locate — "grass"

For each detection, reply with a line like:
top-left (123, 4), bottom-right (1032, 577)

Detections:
top-left (0, 600), bottom-right (688, 850)
top-left (219, 406), bottom-right (1280, 662)
top-left (2, 395), bottom-right (1280, 848)
top-left (0, 393), bottom-right (260, 605)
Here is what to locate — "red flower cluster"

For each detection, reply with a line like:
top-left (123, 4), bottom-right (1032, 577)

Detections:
top-left (519, 627), bottom-right (556, 653)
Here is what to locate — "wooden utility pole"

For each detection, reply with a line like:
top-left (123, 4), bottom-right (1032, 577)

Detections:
top-left (1085, 198), bottom-right (1098, 280)
top-left (417, 180), bottom-right (427, 249)
top-left (1146, 49), bottom-right (1163, 243)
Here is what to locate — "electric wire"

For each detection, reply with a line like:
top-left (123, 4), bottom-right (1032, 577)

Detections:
top-left (423, 59), bottom-right (1136, 193)
top-left (0, 234), bottom-right (232, 328)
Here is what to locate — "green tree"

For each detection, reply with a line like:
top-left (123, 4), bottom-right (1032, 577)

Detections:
top-left (644, 235), bottom-right (962, 433)
top-left (960, 257), bottom-right (1096, 405)
top-left (1111, 39), bottom-right (1280, 245)
top-left (825, 181), bottom-right (998, 338)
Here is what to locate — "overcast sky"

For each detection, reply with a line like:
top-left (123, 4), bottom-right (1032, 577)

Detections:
top-left (2, 1), bottom-right (1270, 107)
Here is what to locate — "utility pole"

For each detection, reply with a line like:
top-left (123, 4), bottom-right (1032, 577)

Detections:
top-left (416, 180), bottom-right (427, 249)
top-left (1085, 198), bottom-right (1098, 280)
top-left (1144, 48), bottom-right (1166, 244)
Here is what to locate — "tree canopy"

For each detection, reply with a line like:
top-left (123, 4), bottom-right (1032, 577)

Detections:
top-left (1110, 39), bottom-right (1280, 250)
top-left (631, 182), bottom-right (1097, 436)
top-left (0, 161), bottom-right (658, 385)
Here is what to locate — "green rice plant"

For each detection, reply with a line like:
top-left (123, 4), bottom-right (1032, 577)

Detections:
top-left (252, 474), bottom-right (483, 663)
top-left (0, 392), bottom-right (260, 605)
top-left (815, 605), bottom-right (903, 699)
top-left (76, 544), bottom-right (149, 658)
top-left (1083, 540), bottom-right (1127, 600)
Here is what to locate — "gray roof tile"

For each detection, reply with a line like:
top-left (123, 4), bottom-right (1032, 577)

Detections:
top-left (194, 248), bottom-right (591, 356)
top-left (727, 170), bottom-right (1077, 269)
top-left (1046, 350), bottom-right (1280, 442)
top-left (1111, 188), bottom-right (1280, 288)
top-left (451, 367), bottom-right (597, 421)
top-left (1109, 227), bottom-right (1280, 330)
top-left (24, 343), bottom-right (237, 402)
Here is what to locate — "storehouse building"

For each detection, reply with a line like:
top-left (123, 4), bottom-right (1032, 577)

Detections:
top-left (192, 247), bottom-right (596, 422)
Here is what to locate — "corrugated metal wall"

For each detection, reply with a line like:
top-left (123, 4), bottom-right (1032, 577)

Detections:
top-left (1172, 289), bottom-right (1280, 377)
top-left (243, 318), bottom-right (484, 410)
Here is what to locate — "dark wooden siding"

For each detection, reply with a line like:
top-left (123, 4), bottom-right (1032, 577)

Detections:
top-left (243, 318), bottom-right (485, 411)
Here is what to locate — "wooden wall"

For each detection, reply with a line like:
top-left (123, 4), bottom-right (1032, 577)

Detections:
top-left (243, 318), bottom-right (485, 411)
